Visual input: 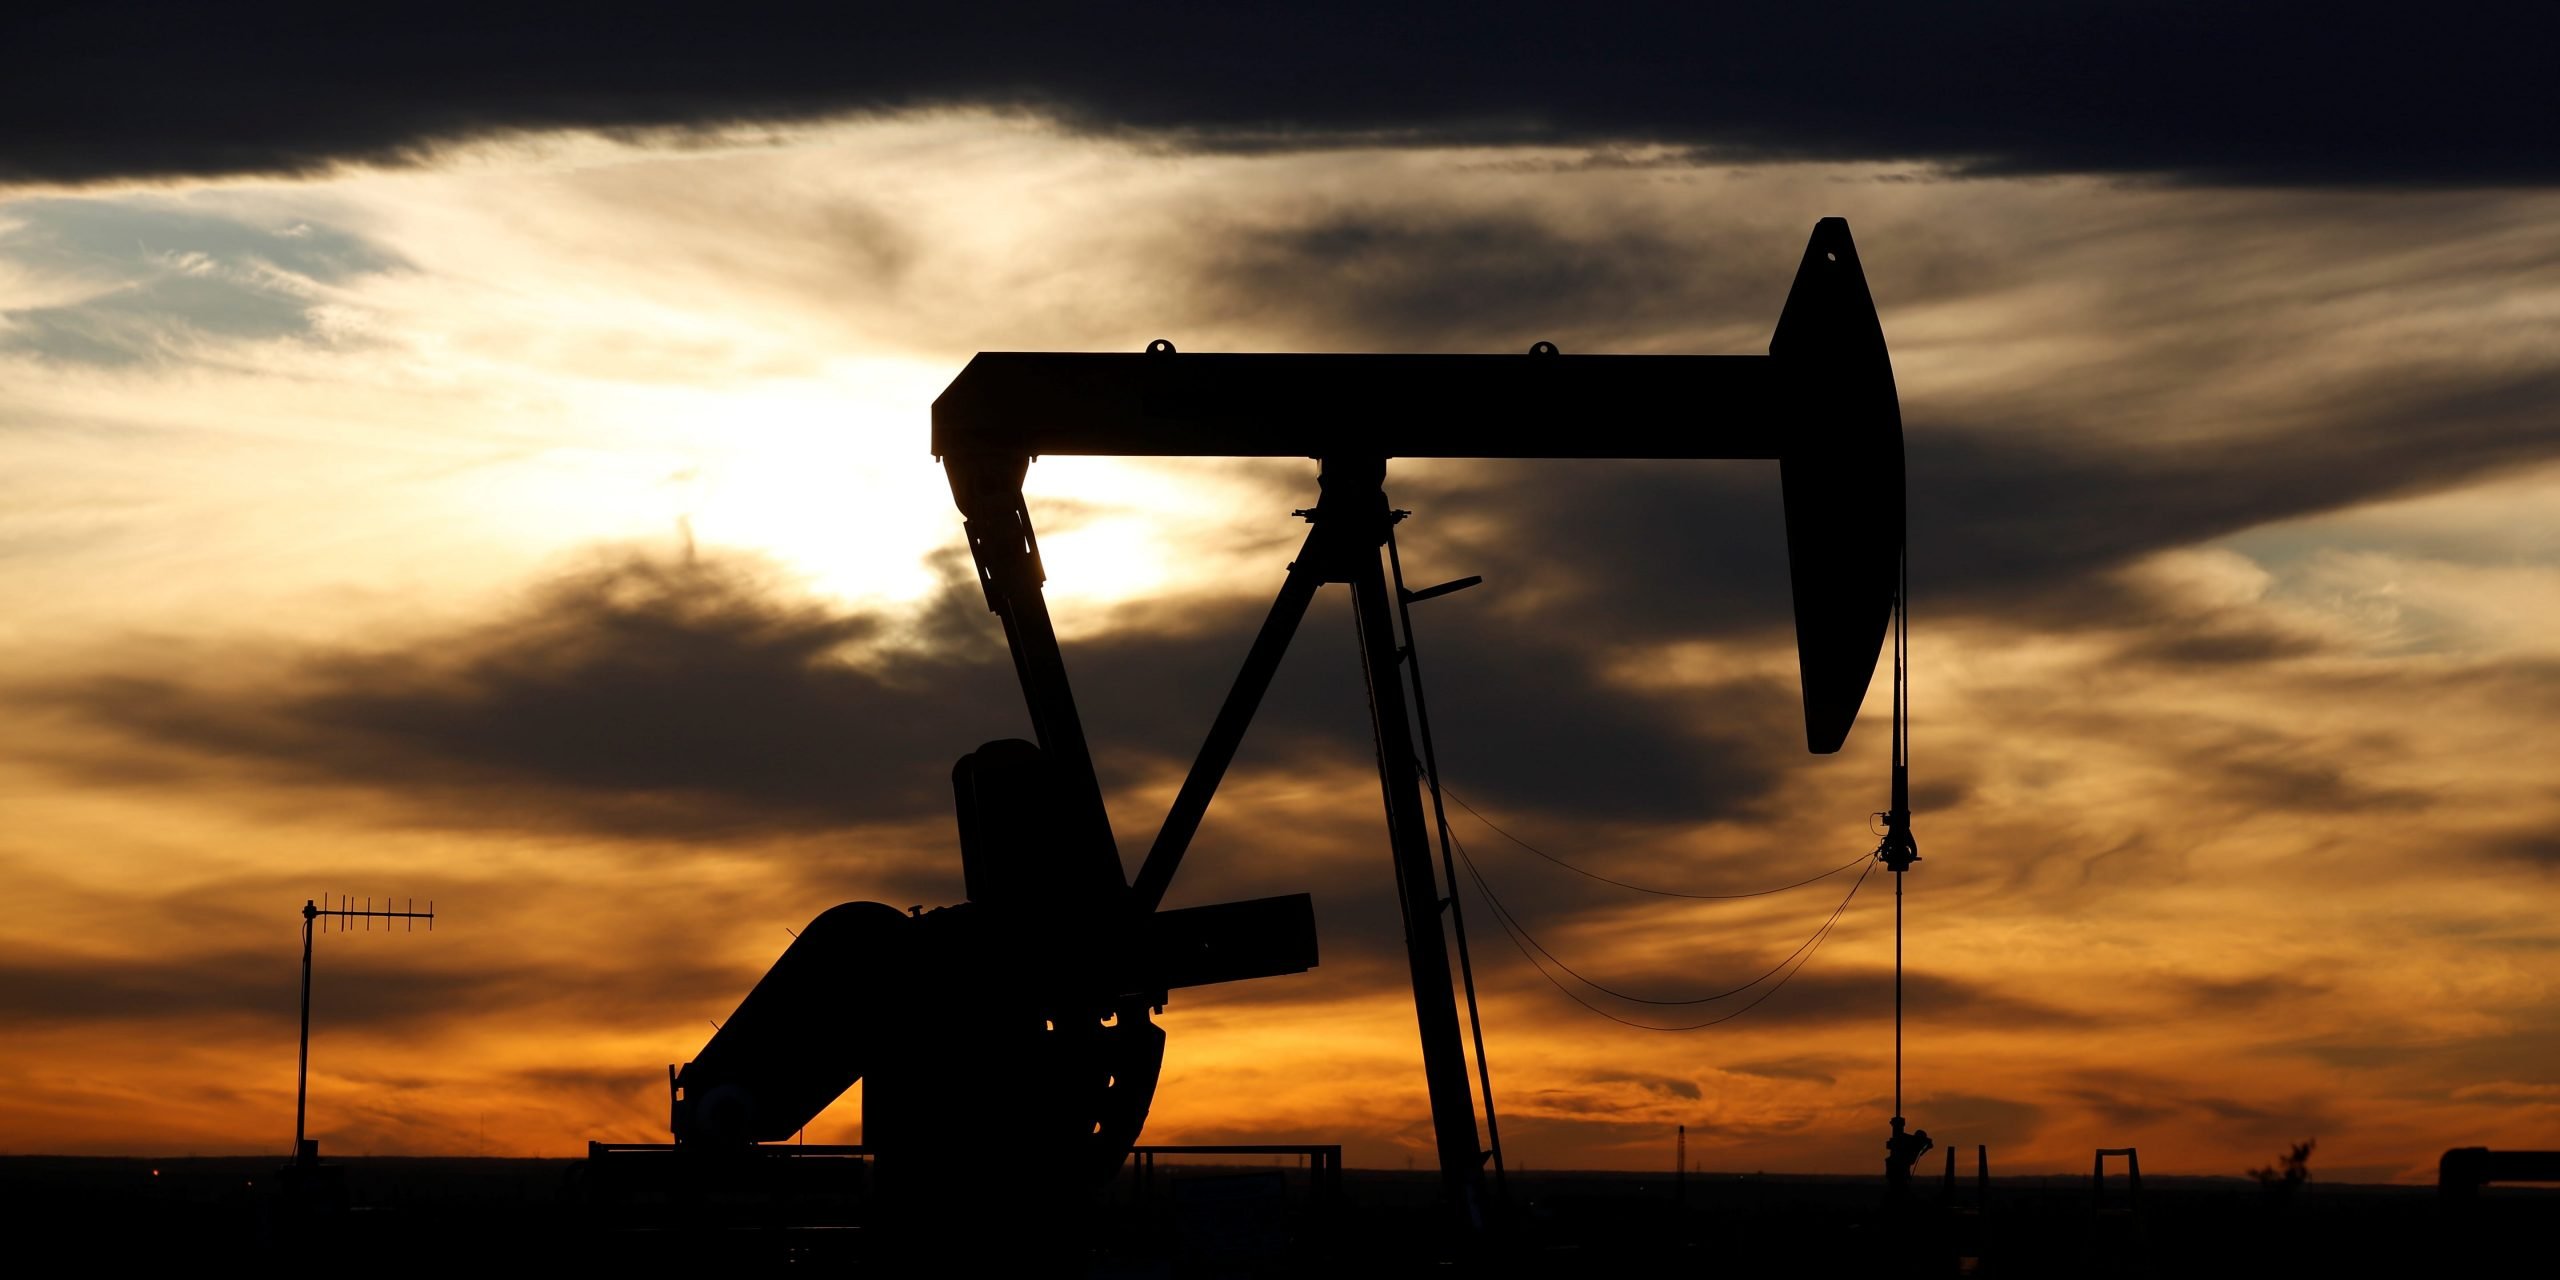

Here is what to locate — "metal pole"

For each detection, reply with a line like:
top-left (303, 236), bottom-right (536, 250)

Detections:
top-left (1895, 870), bottom-right (1903, 1119)
top-left (296, 899), bottom-right (315, 1162)
top-left (1332, 458), bottom-right (1484, 1224)
top-left (1387, 527), bottom-right (1506, 1198)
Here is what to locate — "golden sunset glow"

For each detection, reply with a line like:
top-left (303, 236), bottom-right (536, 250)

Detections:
top-left (6, 112), bottom-right (2560, 1189)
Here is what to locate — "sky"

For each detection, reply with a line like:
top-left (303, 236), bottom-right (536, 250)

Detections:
top-left (4, 7), bottom-right (2558, 1183)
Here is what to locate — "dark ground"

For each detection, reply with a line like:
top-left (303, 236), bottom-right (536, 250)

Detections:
top-left (2, 1153), bottom-right (2549, 1276)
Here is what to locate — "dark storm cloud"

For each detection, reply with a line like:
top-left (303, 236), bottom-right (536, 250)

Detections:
top-left (0, 942), bottom-right (745, 1030)
top-left (507, 1066), bottom-right (673, 1132)
top-left (1438, 817), bottom-right (1889, 956)
top-left (2447, 1083), bottom-right (2560, 1106)
top-left (18, 543), bottom-right (1799, 841)
top-left (26, 552), bottom-right (1021, 837)
top-left (2193, 738), bottom-right (2431, 814)
top-left (2488, 834), bottom-right (2560, 869)
top-left (1382, 361), bottom-right (2560, 646)
top-left (4, 3), bottom-right (2551, 187)
top-left (2166, 974), bottom-right (2332, 1014)
top-left (1921, 1094), bottom-right (2045, 1148)
top-left (1501, 1109), bottom-right (1809, 1151)
top-left (1209, 214), bottom-right (1720, 352)
top-left (5, 541), bottom-right (1839, 1048)
top-left (2274, 1023), bottom-right (2560, 1081)
top-left (1482, 958), bottom-right (2096, 1033)
top-left (1908, 370), bottom-right (2560, 622)
top-left (2118, 620), bottom-right (2326, 669)
top-left (1408, 641), bottom-right (1795, 824)
top-left (1166, 189), bottom-right (2560, 648)
top-left (1982, 699), bottom-right (2434, 817)
top-left (1723, 1057), bottom-right (1850, 1086)
top-left (1587, 1071), bottom-right (1703, 1101)
top-left (2061, 1070), bottom-right (2339, 1144)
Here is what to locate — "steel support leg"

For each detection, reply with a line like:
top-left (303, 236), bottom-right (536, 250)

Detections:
top-left (1329, 458), bottom-right (1485, 1223)
top-left (1132, 525), bottom-right (1327, 913)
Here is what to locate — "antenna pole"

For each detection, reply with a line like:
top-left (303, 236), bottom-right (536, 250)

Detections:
top-left (296, 899), bottom-right (315, 1164)
top-left (293, 894), bottom-right (435, 1163)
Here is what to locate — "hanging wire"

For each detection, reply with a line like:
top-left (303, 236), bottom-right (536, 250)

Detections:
top-left (1458, 830), bottom-right (1876, 1032)
top-left (1385, 525), bottom-right (1506, 1194)
top-left (1436, 781), bottom-right (1872, 900)
top-left (1460, 836), bottom-right (1874, 1006)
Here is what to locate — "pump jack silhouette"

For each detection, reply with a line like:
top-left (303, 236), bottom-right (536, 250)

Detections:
top-left (668, 218), bottom-right (1904, 1239)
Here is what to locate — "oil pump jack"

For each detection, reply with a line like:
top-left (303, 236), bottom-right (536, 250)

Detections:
top-left (669, 218), bottom-right (1903, 1237)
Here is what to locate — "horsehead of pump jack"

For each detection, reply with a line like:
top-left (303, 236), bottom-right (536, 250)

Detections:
top-left (668, 218), bottom-right (1904, 1226)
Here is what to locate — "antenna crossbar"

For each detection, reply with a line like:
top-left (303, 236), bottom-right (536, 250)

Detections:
top-left (310, 893), bottom-right (436, 931)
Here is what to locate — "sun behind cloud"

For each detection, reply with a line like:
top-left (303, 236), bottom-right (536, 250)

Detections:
top-left (3, 114), bottom-right (2559, 1182)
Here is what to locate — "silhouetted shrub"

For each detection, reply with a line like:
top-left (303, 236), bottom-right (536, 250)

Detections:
top-left (2248, 1139), bottom-right (2315, 1208)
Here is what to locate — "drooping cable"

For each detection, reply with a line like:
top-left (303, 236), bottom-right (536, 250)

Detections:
top-left (1438, 782), bottom-right (1869, 899)
top-left (1459, 830), bottom-right (1876, 1032)
top-left (1461, 839), bottom-right (1872, 1006)
top-left (1385, 525), bottom-right (1506, 1195)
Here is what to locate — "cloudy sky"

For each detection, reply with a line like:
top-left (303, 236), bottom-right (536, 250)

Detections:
top-left (4, 5), bottom-right (2557, 1182)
